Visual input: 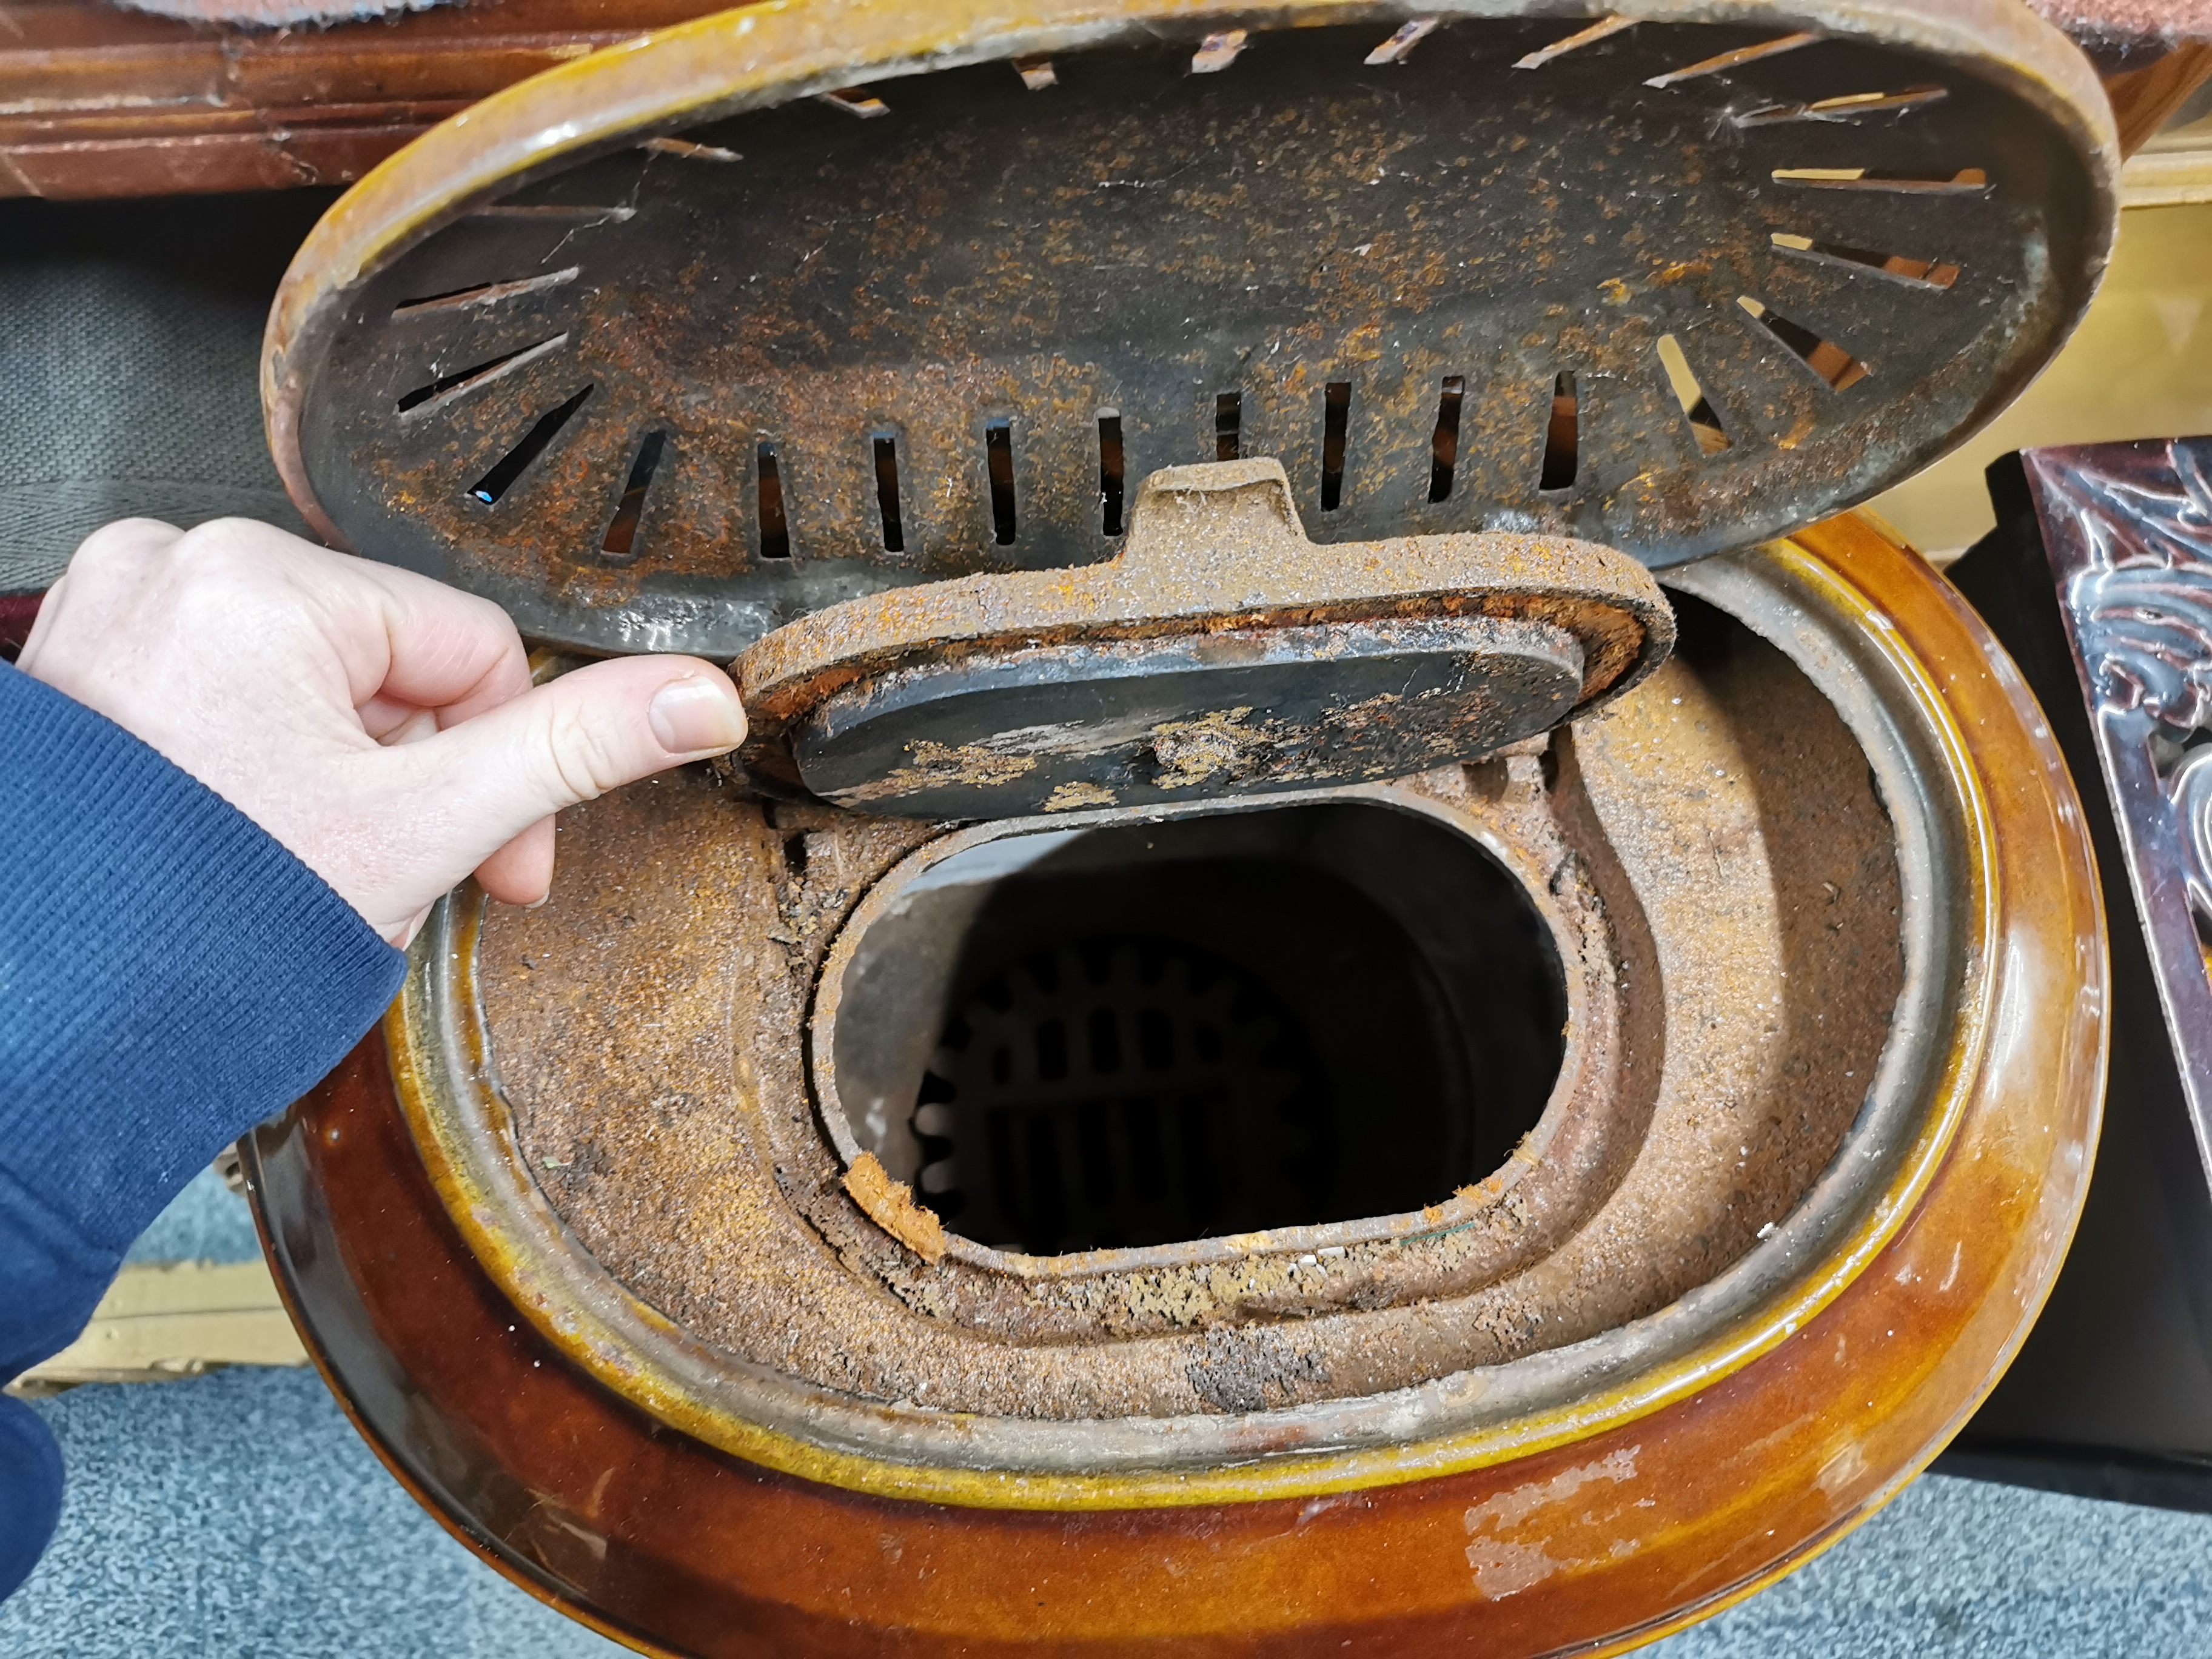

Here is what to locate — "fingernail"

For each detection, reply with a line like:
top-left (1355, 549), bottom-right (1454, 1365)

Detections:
top-left (649, 674), bottom-right (746, 754)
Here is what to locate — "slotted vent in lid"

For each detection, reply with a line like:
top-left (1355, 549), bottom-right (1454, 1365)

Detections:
top-left (266, 0), bottom-right (2116, 659)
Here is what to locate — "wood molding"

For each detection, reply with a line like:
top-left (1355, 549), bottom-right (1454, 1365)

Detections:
top-left (0, 0), bottom-right (2197, 200)
top-left (0, 0), bottom-right (731, 198)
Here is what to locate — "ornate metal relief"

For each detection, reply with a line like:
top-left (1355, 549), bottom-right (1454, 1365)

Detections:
top-left (2026, 437), bottom-right (2212, 1157)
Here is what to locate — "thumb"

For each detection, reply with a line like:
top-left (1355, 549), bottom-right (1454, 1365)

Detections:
top-left (393, 655), bottom-right (746, 895)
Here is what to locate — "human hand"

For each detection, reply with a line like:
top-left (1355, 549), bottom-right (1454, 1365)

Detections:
top-left (17, 517), bottom-right (746, 945)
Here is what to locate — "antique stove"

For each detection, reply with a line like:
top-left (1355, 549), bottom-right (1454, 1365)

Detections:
top-left (242, 2), bottom-right (2115, 1651)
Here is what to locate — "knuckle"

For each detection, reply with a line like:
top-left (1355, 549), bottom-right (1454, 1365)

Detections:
top-left (69, 517), bottom-right (171, 577)
top-left (167, 518), bottom-right (270, 578)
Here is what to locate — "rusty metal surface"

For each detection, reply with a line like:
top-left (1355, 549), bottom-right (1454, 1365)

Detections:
top-left (377, 541), bottom-right (1954, 1492)
top-left (805, 769), bottom-right (1634, 1287)
top-left (468, 766), bottom-right (1651, 1377)
top-left (742, 458), bottom-right (1671, 814)
top-left (266, 1), bottom-right (2116, 659)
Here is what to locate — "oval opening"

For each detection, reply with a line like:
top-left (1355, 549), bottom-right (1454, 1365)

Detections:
top-left (821, 800), bottom-right (1566, 1258)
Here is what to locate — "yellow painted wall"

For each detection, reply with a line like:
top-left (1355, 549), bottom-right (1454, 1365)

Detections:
top-left (1868, 201), bottom-right (2212, 557)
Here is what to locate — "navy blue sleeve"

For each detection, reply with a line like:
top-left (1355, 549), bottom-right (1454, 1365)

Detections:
top-left (0, 660), bottom-right (405, 1598)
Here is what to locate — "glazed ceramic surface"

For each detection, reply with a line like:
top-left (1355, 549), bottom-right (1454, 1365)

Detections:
top-left (249, 514), bottom-right (2107, 1656)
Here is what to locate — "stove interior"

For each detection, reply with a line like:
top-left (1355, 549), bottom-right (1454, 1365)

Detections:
top-left (827, 802), bottom-right (1566, 1255)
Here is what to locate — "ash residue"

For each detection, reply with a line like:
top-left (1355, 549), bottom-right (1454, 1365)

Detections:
top-left (1185, 1327), bottom-right (1330, 1413)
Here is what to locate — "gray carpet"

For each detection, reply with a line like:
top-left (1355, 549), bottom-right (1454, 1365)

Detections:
top-left (121, 1165), bottom-right (262, 1266)
top-left (7, 1172), bottom-right (2212, 1657)
top-left (0, 193), bottom-right (326, 598)
top-left (2, 1368), bottom-right (622, 1659)
top-left (7, 1169), bottom-right (622, 1657)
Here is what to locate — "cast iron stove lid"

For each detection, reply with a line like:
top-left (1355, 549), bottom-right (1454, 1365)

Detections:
top-left (265, 0), bottom-right (2116, 665)
top-left (263, 0), bottom-right (2114, 814)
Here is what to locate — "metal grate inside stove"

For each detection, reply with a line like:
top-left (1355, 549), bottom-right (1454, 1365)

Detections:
top-left (911, 937), bottom-right (1329, 1256)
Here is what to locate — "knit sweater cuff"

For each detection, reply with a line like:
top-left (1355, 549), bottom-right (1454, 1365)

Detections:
top-left (0, 661), bottom-right (406, 1264)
